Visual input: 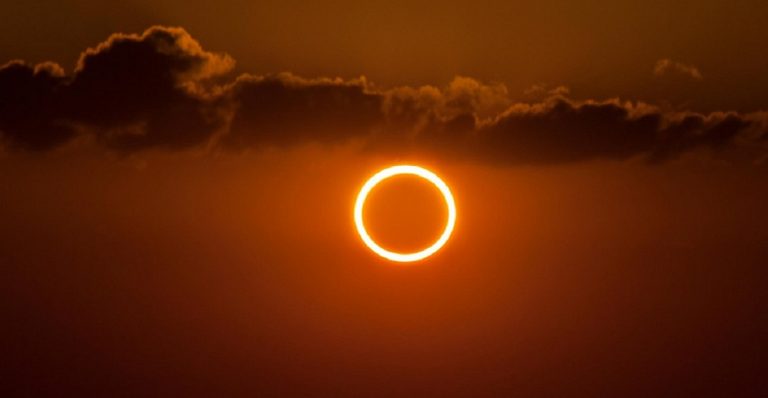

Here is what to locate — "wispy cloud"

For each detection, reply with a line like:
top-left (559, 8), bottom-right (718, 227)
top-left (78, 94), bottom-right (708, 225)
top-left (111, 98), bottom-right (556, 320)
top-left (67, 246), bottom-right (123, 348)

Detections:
top-left (654, 58), bottom-right (703, 81)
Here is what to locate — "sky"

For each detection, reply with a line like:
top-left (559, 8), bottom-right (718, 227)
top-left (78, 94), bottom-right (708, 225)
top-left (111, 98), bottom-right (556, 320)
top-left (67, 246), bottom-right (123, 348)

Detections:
top-left (1, 1), bottom-right (767, 397)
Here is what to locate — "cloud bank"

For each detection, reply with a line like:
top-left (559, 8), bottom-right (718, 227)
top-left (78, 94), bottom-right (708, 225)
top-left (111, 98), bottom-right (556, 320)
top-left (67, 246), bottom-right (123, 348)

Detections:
top-left (1, 26), bottom-right (766, 164)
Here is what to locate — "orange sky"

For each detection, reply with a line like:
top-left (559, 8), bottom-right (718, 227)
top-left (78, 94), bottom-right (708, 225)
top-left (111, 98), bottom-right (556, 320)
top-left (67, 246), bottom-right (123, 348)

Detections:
top-left (3, 0), bottom-right (768, 111)
top-left (2, 2), bottom-right (768, 397)
top-left (2, 145), bottom-right (767, 396)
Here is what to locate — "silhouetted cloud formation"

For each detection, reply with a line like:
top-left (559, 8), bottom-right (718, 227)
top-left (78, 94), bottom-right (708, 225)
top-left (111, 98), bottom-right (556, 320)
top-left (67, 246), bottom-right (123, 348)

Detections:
top-left (223, 74), bottom-right (381, 148)
top-left (465, 99), bottom-right (753, 164)
top-left (0, 61), bottom-right (71, 150)
top-left (1, 26), bottom-right (766, 164)
top-left (1, 27), bottom-right (231, 152)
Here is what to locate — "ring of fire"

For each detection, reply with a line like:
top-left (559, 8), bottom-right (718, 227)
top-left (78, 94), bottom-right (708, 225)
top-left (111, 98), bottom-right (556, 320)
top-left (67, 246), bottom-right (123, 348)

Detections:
top-left (354, 165), bottom-right (457, 263)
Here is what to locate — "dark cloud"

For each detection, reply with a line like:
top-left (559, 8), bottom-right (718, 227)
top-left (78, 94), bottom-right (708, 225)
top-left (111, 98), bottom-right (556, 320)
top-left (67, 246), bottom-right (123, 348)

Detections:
top-left (1, 26), bottom-right (766, 164)
top-left (0, 61), bottom-right (70, 150)
top-left (456, 98), bottom-right (757, 164)
top-left (68, 27), bottom-right (233, 151)
top-left (223, 74), bottom-right (382, 148)
top-left (0, 26), bottom-right (232, 152)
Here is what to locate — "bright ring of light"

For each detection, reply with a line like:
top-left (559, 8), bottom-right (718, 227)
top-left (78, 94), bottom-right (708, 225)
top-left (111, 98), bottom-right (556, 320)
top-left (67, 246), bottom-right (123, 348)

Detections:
top-left (354, 165), bottom-right (456, 263)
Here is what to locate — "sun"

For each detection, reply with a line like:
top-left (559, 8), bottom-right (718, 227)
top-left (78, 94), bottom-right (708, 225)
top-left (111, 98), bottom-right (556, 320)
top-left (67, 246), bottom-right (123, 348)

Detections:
top-left (354, 165), bottom-right (457, 263)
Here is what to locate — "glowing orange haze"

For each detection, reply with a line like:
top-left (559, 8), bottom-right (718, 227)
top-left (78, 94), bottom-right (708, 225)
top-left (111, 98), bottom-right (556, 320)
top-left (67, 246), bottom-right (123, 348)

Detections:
top-left (1, 144), bottom-right (767, 396)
